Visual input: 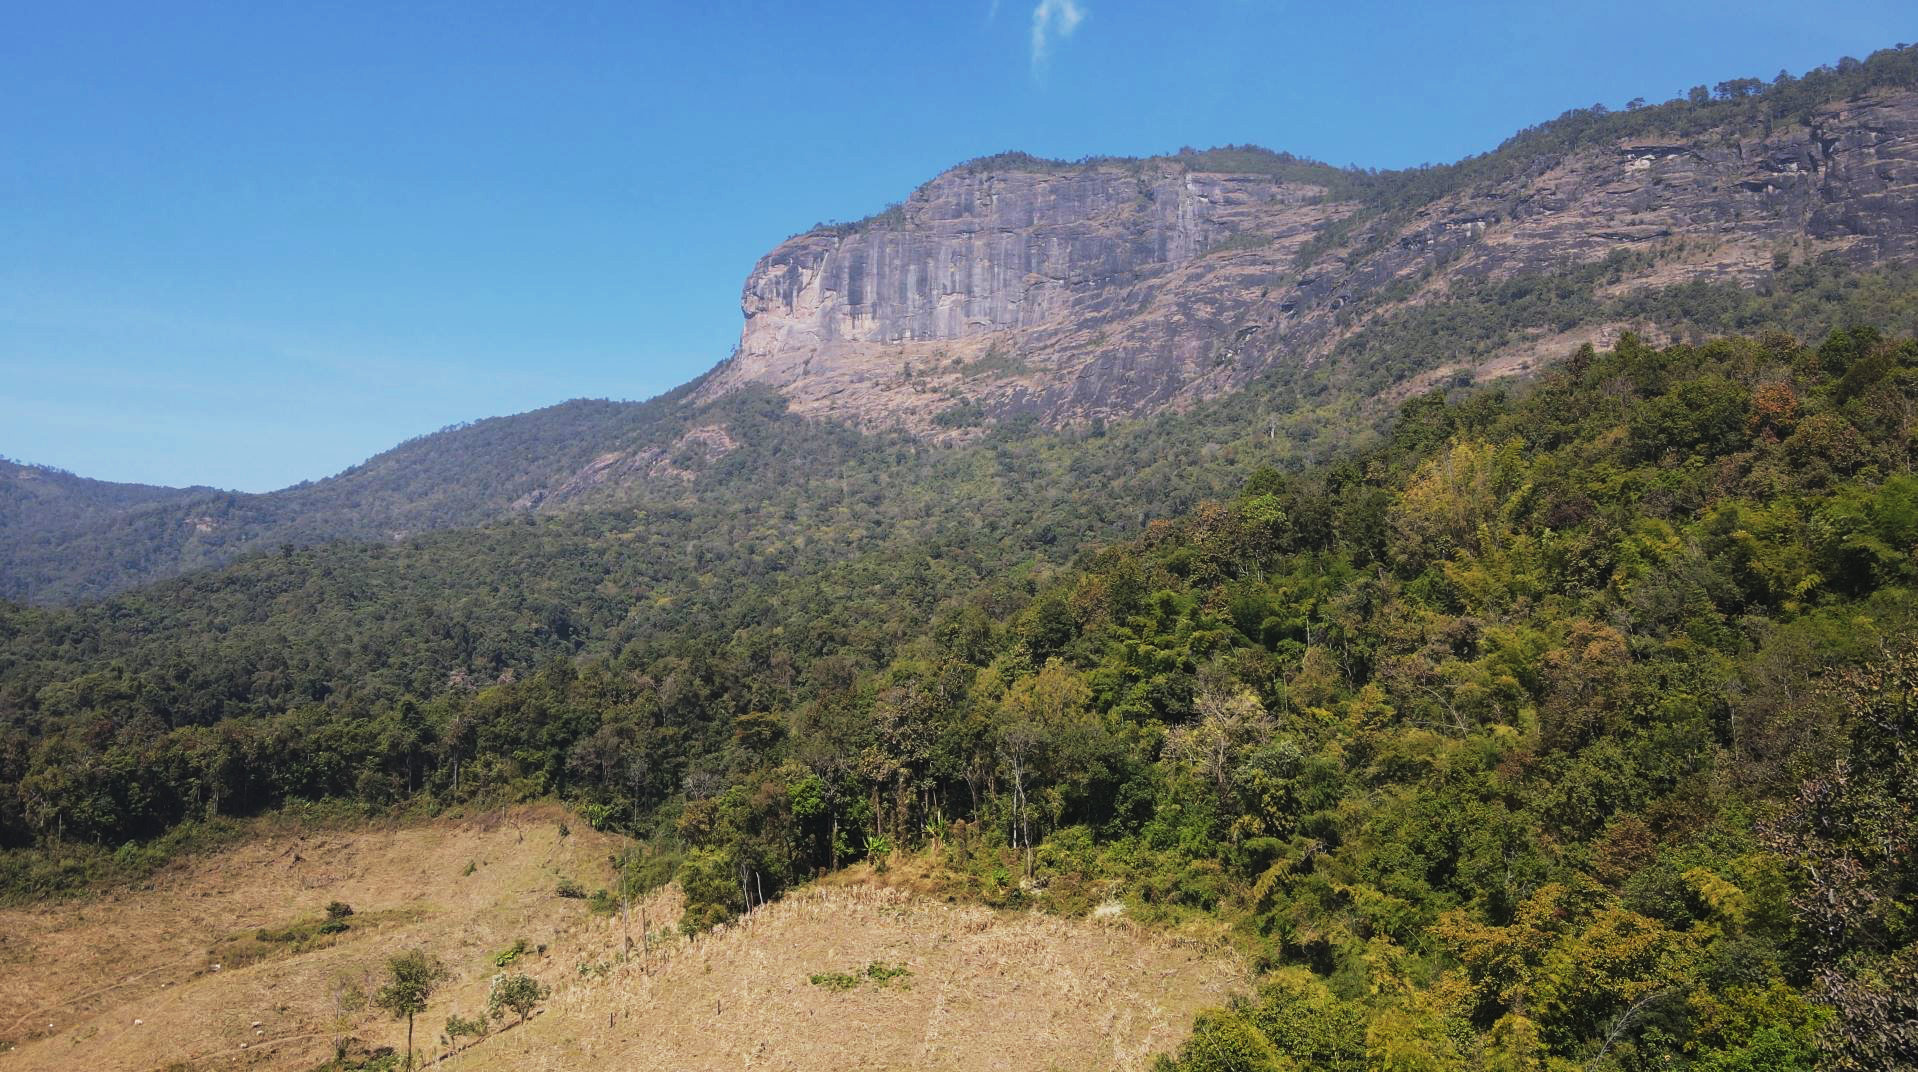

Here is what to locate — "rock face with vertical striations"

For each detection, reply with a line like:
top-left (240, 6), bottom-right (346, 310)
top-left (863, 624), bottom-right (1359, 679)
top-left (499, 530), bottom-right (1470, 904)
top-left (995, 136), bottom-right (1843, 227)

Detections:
top-left (731, 165), bottom-right (1315, 361)
top-left (704, 85), bottom-right (1918, 435)
top-left (703, 159), bottom-right (1341, 429)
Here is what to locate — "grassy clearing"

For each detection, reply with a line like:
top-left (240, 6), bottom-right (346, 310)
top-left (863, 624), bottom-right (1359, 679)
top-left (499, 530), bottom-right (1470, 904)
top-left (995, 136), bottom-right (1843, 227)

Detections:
top-left (5, 814), bottom-right (1244, 1072)
top-left (451, 882), bottom-right (1244, 1072)
top-left (0, 803), bottom-right (621, 1072)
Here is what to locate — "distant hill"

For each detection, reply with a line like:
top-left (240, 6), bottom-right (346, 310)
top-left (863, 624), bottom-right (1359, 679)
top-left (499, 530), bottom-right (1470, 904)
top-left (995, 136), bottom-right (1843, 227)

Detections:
top-left (0, 393), bottom-right (694, 602)
top-left (0, 457), bottom-right (206, 539)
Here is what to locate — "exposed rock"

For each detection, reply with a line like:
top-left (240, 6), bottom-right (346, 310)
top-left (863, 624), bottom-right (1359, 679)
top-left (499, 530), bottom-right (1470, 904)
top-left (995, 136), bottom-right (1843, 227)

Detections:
top-left (700, 161), bottom-right (1342, 432)
top-left (705, 88), bottom-right (1918, 433)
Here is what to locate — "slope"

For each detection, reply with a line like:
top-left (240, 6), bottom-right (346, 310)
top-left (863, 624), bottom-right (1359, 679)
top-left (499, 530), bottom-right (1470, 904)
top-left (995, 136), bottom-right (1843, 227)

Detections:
top-left (9, 321), bottom-right (1918, 1068)
top-left (0, 395), bottom-right (689, 604)
top-left (707, 47), bottom-right (1918, 431)
top-left (0, 804), bottom-right (624, 1071)
top-left (0, 808), bottom-right (1242, 1072)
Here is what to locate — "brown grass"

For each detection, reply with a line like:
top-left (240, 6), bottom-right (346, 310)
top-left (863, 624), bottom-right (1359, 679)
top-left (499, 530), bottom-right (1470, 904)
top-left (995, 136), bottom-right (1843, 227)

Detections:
top-left (449, 881), bottom-right (1245, 1072)
top-left (0, 817), bottom-right (1245, 1072)
top-left (0, 803), bottom-right (622, 1071)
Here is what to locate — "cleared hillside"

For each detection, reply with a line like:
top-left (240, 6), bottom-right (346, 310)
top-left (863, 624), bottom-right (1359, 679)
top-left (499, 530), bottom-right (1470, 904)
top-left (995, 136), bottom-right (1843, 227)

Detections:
top-left (0, 805), bottom-right (624, 1071)
top-left (455, 883), bottom-right (1242, 1072)
top-left (0, 810), bottom-right (1242, 1072)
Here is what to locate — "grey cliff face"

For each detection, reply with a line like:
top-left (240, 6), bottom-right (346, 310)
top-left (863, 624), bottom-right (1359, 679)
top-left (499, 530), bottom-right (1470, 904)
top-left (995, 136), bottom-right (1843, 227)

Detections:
top-left (703, 89), bottom-right (1918, 434)
top-left (722, 164), bottom-right (1323, 389)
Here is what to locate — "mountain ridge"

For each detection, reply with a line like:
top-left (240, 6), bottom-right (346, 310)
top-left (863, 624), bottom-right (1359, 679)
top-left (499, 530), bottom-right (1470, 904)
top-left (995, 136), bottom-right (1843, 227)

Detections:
top-left (706, 60), bottom-right (1918, 433)
top-left (6, 44), bottom-right (1918, 604)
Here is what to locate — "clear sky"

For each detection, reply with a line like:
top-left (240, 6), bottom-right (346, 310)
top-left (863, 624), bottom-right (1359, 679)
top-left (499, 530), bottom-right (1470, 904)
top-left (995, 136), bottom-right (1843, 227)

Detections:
top-left (4, 2), bottom-right (1913, 492)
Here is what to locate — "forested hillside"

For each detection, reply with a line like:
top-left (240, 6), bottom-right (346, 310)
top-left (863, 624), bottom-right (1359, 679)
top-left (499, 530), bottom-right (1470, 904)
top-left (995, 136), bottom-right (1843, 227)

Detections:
top-left (2, 262), bottom-right (1916, 805)
top-left (0, 459), bottom-right (208, 597)
top-left (6, 325), bottom-right (1918, 1068)
top-left (0, 396), bottom-right (689, 603)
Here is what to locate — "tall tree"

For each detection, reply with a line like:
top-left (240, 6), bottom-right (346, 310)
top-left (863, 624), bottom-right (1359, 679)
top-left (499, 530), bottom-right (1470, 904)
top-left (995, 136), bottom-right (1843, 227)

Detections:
top-left (373, 949), bottom-right (448, 1070)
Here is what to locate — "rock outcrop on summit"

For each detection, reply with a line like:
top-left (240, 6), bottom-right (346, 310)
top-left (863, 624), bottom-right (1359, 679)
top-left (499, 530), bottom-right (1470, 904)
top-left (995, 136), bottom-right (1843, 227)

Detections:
top-left (705, 87), bottom-right (1918, 434)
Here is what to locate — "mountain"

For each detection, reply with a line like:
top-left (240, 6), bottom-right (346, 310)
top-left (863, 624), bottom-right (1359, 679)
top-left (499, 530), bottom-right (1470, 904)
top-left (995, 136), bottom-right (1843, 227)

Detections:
top-left (0, 458), bottom-right (207, 538)
top-left (707, 62), bottom-right (1918, 432)
top-left (10, 43), bottom-right (1918, 1072)
top-left (0, 396), bottom-right (685, 602)
top-left (5, 45), bottom-right (1918, 608)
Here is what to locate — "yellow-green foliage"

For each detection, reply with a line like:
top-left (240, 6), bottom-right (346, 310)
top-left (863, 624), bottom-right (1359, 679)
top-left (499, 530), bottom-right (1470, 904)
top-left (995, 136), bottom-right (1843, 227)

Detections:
top-left (9, 316), bottom-right (1918, 1067)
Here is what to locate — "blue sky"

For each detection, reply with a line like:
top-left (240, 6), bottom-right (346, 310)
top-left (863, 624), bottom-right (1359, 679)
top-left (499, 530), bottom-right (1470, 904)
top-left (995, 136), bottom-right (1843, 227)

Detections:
top-left (4, 2), bottom-right (1912, 492)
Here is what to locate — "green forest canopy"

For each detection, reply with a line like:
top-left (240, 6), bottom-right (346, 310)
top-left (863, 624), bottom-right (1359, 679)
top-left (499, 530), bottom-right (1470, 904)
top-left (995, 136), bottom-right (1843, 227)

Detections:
top-left (5, 322), bottom-right (1918, 1068)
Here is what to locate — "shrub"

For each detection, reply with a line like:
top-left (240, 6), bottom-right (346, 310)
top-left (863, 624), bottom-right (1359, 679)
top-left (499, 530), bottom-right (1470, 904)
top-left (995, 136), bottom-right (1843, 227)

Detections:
top-left (617, 846), bottom-right (681, 899)
top-left (581, 802), bottom-right (615, 830)
top-left (809, 962), bottom-right (912, 991)
top-left (676, 847), bottom-right (743, 933)
top-left (486, 972), bottom-right (550, 1025)
top-left (443, 1012), bottom-right (487, 1042)
top-left (491, 939), bottom-right (528, 968)
top-left (934, 401), bottom-right (988, 429)
top-left (554, 878), bottom-right (587, 899)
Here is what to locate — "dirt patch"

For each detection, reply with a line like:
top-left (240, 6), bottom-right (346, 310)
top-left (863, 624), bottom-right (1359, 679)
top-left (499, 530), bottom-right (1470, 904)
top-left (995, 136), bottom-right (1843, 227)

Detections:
top-left (1386, 319), bottom-right (1675, 403)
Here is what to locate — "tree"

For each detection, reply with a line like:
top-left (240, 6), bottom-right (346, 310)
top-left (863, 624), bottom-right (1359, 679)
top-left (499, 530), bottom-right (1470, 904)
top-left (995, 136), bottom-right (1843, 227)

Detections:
top-left (373, 949), bottom-right (448, 1070)
top-left (487, 971), bottom-right (550, 1026)
top-left (1764, 643), bottom-right (1918, 1070)
top-left (326, 970), bottom-right (369, 1064)
top-left (1391, 439), bottom-right (1501, 568)
top-left (1627, 376), bottom-right (1750, 461)
top-left (995, 659), bottom-right (1106, 868)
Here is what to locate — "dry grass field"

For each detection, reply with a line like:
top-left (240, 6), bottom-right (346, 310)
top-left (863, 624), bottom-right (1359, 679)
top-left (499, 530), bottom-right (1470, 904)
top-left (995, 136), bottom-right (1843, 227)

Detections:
top-left (0, 813), bottom-right (1245, 1072)
top-left (0, 804), bottom-right (622, 1071)
top-left (451, 881), bottom-right (1245, 1072)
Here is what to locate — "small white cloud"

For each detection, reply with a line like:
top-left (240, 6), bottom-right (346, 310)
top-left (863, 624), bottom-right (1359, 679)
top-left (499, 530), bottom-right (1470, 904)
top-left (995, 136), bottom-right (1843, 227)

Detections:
top-left (1030, 0), bottom-right (1086, 70)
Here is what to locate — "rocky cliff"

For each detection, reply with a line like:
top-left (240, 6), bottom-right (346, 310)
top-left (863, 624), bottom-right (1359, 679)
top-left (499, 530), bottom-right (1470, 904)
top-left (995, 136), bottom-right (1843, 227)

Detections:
top-left (704, 83), bottom-right (1918, 434)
